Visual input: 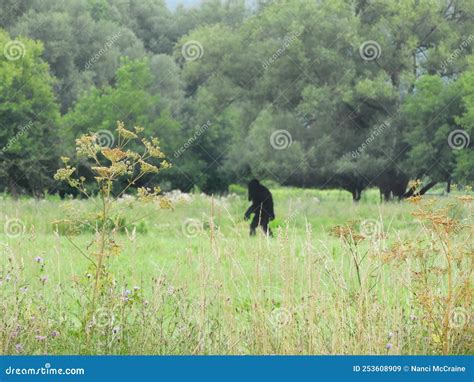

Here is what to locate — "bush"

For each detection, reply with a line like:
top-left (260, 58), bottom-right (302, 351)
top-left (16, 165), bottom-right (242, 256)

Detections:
top-left (228, 184), bottom-right (246, 198)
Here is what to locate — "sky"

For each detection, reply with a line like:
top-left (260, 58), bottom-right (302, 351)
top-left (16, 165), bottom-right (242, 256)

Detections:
top-left (165, 0), bottom-right (201, 10)
top-left (165, 0), bottom-right (257, 10)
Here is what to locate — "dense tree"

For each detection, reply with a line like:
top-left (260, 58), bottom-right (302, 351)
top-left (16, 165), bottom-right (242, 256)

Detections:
top-left (1, 0), bottom-right (473, 197)
top-left (0, 30), bottom-right (61, 197)
top-left (402, 75), bottom-right (463, 193)
top-left (214, 0), bottom-right (474, 198)
top-left (63, 58), bottom-right (180, 169)
top-left (8, 0), bottom-right (146, 111)
top-left (452, 58), bottom-right (474, 184)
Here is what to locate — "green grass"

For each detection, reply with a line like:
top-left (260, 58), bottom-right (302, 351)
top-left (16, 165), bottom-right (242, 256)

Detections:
top-left (0, 188), bottom-right (472, 355)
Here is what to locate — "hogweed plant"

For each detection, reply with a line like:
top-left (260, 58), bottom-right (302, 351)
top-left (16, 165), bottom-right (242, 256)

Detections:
top-left (54, 121), bottom-right (171, 339)
top-left (327, 180), bottom-right (473, 354)
top-left (383, 182), bottom-right (473, 355)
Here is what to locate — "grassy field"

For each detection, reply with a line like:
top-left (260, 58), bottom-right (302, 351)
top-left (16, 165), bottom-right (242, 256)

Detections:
top-left (0, 188), bottom-right (472, 355)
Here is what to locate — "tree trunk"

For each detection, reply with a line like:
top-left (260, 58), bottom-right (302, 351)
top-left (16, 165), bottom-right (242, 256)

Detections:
top-left (403, 186), bottom-right (415, 199)
top-left (379, 187), bottom-right (392, 202)
top-left (402, 181), bottom-right (437, 198)
top-left (418, 181), bottom-right (437, 196)
top-left (351, 189), bottom-right (358, 202)
top-left (446, 178), bottom-right (451, 194)
top-left (351, 188), bottom-right (362, 202)
top-left (8, 179), bottom-right (19, 199)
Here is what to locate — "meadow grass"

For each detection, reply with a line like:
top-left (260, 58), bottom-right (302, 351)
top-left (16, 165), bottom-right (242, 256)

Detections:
top-left (0, 188), bottom-right (472, 355)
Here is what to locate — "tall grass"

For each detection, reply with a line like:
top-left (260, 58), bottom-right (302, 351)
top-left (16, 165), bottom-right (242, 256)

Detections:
top-left (0, 189), bottom-right (472, 355)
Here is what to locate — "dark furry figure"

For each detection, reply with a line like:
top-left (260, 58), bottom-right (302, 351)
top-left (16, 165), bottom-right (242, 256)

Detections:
top-left (244, 179), bottom-right (275, 236)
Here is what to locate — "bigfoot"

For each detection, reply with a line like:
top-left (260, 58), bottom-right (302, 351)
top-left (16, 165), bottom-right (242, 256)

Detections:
top-left (244, 179), bottom-right (275, 236)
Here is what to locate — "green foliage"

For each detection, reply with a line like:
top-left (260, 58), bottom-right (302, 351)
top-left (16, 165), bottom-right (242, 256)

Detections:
top-left (402, 75), bottom-right (462, 183)
top-left (53, 214), bottom-right (148, 235)
top-left (63, 58), bottom-right (180, 191)
top-left (453, 59), bottom-right (474, 182)
top-left (228, 183), bottom-right (246, 197)
top-left (1, 0), bottom-right (474, 197)
top-left (0, 29), bottom-right (61, 197)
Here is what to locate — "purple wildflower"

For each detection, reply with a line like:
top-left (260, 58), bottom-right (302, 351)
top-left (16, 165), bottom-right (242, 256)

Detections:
top-left (122, 289), bottom-right (131, 302)
top-left (35, 335), bottom-right (47, 341)
top-left (386, 343), bottom-right (393, 351)
top-left (34, 256), bottom-right (44, 264)
top-left (15, 344), bottom-right (23, 353)
top-left (40, 275), bottom-right (48, 284)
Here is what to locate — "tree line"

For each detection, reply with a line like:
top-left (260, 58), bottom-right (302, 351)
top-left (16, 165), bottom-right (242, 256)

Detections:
top-left (0, 0), bottom-right (473, 200)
